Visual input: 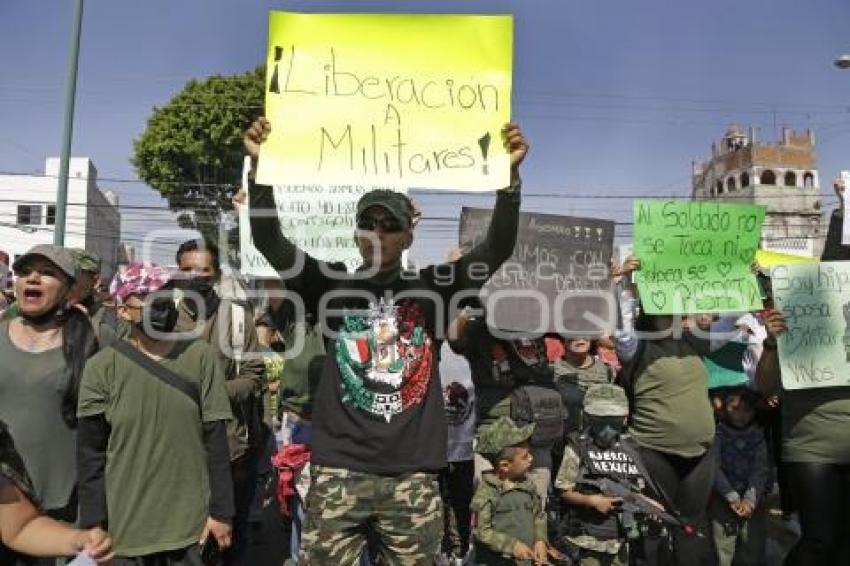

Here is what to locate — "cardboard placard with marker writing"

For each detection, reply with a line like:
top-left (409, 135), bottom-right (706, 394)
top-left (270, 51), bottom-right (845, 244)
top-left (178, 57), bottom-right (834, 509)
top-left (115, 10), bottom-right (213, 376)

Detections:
top-left (633, 200), bottom-right (765, 314)
top-left (772, 262), bottom-right (850, 390)
top-left (459, 208), bottom-right (615, 335)
top-left (257, 12), bottom-right (513, 191)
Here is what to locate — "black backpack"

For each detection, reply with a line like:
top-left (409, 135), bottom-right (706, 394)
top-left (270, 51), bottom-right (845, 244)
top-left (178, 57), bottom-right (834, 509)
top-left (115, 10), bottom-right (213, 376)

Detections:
top-left (511, 384), bottom-right (566, 448)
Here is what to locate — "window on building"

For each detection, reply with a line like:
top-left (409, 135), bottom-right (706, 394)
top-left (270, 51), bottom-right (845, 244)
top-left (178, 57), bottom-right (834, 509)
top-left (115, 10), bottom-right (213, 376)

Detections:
top-left (784, 171), bottom-right (797, 187)
top-left (803, 172), bottom-right (814, 188)
top-left (16, 204), bottom-right (42, 226)
top-left (715, 181), bottom-right (723, 195)
top-left (761, 170), bottom-right (776, 185)
top-left (46, 205), bottom-right (56, 226)
top-left (741, 172), bottom-right (750, 188)
top-left (727, 177), bottom-right (737, 192)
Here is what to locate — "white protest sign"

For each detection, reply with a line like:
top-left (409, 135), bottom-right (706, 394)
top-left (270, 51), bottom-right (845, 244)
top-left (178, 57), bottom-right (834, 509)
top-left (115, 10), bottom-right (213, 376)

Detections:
top-left (772, 261), bottom-right (850, 390)
top-left (239, 183), bottom-right (407, 276)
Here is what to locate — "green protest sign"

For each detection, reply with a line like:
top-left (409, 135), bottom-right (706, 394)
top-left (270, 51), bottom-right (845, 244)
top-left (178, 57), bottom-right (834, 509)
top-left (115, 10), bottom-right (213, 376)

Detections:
top-left (633, 200), bottom-right (765, 314)
top-left (772, 262), bottom-right (850, 390)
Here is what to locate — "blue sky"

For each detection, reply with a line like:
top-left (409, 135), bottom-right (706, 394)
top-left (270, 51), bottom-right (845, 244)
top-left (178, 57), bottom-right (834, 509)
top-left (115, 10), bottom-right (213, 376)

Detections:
top-left (1, 0), bottom-right (849, 265)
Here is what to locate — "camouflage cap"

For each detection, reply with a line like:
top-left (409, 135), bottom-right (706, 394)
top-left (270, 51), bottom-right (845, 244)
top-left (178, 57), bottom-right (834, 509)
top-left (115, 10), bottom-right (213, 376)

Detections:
top-left (70, 248), bottom-right (101, 274)
top-left (356, 189), bottom-right (413, 229)
top-left (475, 416), bottom-right (535, 456)
top-left (12, 244), bottom-right (77, 280)
top-left (583, 383), bottom-right (629, 417)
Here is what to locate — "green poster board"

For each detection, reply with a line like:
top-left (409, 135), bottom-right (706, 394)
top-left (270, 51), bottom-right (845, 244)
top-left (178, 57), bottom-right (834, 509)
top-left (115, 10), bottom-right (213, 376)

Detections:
top-left (773, 262), bottom-right (850, 390)
top-left (633, 200), bottom-right (765, 314)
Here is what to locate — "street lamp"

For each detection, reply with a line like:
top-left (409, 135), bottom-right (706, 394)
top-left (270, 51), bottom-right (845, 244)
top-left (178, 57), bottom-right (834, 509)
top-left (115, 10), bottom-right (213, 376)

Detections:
top-left (835, 55), bottom-right (850, 69)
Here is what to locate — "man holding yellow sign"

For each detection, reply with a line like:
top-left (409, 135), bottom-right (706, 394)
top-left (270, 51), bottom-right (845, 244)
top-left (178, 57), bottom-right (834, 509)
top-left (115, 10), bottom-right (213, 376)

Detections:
top-left (245, 12), bottom-right (525, 563)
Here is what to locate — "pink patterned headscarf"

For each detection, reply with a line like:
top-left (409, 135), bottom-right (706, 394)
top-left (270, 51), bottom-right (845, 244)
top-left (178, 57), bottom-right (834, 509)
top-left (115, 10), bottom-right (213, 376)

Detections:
top-left (109, 262), bottom-right (170, 302)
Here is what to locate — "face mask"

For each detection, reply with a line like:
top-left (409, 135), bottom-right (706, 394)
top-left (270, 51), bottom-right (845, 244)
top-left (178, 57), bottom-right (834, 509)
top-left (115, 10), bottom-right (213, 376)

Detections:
top-left (186, 276), bottom-right (216, 298)
top-left (139, 296), bottom-right (178, 336)
top-left (588, 416), bottom-right (625, 448)
top-left (21, 302), bottom-right (66, 326)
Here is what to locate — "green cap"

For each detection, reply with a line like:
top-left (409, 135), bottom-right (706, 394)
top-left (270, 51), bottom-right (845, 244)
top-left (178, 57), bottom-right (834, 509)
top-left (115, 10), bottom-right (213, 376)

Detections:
top-left (70, 248), bottom-right (101, 274)
top-left (12, 245), bottom-right (77, 280)
top-left (475, 416), bottom-right (535, 456)
top-left (583, 384), bottom-right (629, 417)
top-left (356, 189), bottom-right (413, 229)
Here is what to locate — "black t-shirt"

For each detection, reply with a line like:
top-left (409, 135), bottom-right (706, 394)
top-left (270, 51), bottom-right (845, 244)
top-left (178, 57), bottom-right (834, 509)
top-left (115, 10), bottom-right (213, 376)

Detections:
top-left (257, 190), bottom-right (520, 474)
top-left (310, 273), bottom-right (450, 474)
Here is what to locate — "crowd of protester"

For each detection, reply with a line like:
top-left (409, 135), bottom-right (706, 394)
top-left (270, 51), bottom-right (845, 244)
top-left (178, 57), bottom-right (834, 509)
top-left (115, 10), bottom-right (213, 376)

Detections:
top-left (0, 117), bottom-right (847, 566)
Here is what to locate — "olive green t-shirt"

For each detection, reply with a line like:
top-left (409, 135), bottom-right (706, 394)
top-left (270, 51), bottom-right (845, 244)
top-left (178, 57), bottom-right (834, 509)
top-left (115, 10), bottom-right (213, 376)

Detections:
top-left (783, 388), bottom-right (850, 463)
top-left (278, 322), bottom-right (325, 418)
top-left (77, 339), bottom-right (232, 557)
top-left (0, 320), bottom-right (76, 510)
top-left (628, 339), bottom-right (715, 458)
top-left (552, 357), bottom-right (614, 389)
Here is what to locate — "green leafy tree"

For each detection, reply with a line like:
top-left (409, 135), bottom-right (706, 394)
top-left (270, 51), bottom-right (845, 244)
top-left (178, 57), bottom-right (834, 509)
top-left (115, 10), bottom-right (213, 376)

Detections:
top-left (132, 67), bottom-right (264, 244)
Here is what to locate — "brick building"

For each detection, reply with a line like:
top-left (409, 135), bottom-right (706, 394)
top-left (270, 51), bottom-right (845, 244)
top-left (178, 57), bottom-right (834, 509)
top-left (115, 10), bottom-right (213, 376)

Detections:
top-left (692, 125), bottom-right (824, 257)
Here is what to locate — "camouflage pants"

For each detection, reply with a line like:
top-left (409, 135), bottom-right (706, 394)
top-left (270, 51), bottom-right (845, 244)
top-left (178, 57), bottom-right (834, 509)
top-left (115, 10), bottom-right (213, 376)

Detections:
top-left (299, 465), bottom-right (443, 565)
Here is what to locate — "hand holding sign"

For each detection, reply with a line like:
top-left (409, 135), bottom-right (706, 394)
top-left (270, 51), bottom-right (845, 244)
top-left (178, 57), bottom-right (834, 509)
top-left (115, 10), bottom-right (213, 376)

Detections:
top-left (244, 116), bottom-right (271, 173)
top-left (502, 122), bottom-right (529, 183)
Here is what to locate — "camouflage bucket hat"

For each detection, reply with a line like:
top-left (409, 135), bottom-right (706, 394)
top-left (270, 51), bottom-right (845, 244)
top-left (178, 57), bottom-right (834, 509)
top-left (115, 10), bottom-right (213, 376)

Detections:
top-left (70, 248), bottom-right (101, 274)
top-left (475, 416), bottom-right (535, 456)
top-left (583, 383), bottom-right (629, 417)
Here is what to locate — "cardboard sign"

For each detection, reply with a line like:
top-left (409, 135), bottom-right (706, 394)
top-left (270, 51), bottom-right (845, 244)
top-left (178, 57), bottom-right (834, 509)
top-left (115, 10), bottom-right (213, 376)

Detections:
top-left (240, 183), bottom-right (406, 275)
top-left (633, 200), bottom-right (765, 314)
top-left (459, 208), bottom-right (615, 335)
top-left (772, 262), bottom-right (850, 390)
top-left (257, 12), bottom-right (513, 191)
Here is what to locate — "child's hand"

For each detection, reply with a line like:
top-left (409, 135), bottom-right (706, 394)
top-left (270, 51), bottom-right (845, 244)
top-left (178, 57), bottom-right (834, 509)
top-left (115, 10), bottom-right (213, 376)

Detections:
top-left (739, 500), bottom-right (755, 518)
top-left (532, 540), bottom-right (548, 564)
top-left (513, 541), bottom-right (535, 561)
top-left (589, 494), bottom-right (622, 515)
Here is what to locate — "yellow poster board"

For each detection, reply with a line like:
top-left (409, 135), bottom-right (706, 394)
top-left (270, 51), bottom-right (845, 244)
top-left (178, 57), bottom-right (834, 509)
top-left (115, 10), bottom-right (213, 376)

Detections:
top-left (257, 12), bottom-right (513, 191)
top-left (755, 249), bottom-right (818, 269)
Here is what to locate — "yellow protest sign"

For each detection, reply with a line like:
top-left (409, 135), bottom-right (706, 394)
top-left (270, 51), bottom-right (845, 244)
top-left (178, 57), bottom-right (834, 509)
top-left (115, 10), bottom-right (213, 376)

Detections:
top-left (257, 12), bottom-right (513, 191)
top-left (755, 249), bottom-right (818, 269)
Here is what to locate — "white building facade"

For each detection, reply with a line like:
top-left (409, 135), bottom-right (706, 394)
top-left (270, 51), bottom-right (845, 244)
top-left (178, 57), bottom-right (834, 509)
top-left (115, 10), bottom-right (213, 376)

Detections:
top-left (0, 157), bottom-right (121, 277)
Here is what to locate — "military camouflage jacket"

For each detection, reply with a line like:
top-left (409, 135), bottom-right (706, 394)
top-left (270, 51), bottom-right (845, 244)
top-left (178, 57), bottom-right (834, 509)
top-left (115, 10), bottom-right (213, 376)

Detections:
top-left (472, 472), bottom-right (547, 559)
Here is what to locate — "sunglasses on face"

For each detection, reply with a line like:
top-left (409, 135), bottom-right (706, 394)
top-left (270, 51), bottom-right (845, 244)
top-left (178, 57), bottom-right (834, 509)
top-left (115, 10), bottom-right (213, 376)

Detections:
top-left (356, 215), bottom-right (404, 233)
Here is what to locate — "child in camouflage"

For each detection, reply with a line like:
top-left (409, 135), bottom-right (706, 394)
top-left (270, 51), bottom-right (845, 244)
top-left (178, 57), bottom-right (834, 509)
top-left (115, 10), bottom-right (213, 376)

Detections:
top-left (471, 416), bottom-right (561, 565)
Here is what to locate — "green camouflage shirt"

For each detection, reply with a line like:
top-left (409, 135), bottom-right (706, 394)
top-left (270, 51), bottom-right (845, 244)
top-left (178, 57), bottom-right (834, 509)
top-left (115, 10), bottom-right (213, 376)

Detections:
top-left (472, 472), bottom-right (547, 560)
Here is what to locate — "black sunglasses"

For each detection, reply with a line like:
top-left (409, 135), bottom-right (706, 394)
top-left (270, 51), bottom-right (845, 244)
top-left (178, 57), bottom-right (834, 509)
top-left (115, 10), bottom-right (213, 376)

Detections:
top-left (356, 215), bottom-right (404, 233)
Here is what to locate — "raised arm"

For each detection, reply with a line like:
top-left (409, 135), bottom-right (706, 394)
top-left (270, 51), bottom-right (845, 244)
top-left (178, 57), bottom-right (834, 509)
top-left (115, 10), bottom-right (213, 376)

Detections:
top-left (755, 311), bottom-right (786, 397)
top-left (243, 118), bottom-right (338, 307)
top-left (453, 123), bottom-right (527, 290)
top-left (822, 177), bottom-right (849, 261)
top-left (244, 118), bottom-right (305, 274)
top-left (611, 257), bottom-right (641, 362)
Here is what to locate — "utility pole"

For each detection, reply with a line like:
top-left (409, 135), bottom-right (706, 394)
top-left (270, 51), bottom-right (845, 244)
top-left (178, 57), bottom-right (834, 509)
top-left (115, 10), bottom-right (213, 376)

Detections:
top-left (54, 0), bottom-right (84, 246)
